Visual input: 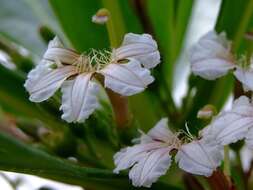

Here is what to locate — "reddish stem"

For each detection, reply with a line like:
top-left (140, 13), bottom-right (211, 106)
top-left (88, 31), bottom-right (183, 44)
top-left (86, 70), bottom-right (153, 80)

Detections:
top-left (106, 89), bottom-right (132, 128)
top-left (206, 170), bottom-right (235, 190)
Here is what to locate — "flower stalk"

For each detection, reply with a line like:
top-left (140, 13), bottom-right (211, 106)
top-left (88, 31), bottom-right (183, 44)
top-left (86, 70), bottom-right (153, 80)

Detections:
top-left (97, 7), bottom-right (131, 129)
top-left (223, 146), bottom-right (231, 177)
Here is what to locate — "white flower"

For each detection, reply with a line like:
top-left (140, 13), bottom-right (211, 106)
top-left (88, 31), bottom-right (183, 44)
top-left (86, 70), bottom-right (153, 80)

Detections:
top-left (24, 37), bottom-right (100, 123)
top-left (25, 34), bottom-right (158, 123)
top-left (175, 139), bottom-right (223, 177)
top-left (113, 118), bottom-right (222, 187)
top-left (234, 65), bottom-right (253, 92)
top-left (190, 30), bottom-right (235, 80)
top-left (201, 96), bottom-right (253, 145)
top-left (113, 118), bottom-right (180, 187)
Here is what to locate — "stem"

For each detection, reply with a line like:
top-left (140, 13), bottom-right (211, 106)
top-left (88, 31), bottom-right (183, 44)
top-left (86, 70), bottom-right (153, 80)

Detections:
top-left (235, 150), bottom-right (247, 190)
top-left (105, 17), bottom-right (118, 48)
top-left (101, 0), bottom-right (125, 47)
top-left (224, 146), bottom-right (231, 176)
top-left (106, 89), bottom-right (131, 128)
top-left (232, 0), bottom-right (253, 51)
top-left (206, 170), bottom-right (232, 190)
top-left (99, 3), bottom-right (131, 128)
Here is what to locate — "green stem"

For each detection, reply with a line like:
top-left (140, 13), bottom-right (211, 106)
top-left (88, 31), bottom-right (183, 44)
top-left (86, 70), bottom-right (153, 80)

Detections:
top-left (105, 17), bottom-right (118, 48)
top-left (101, 0), bottom-right (125, 47)
top-left (99, 3), bottom-right (132, 129)
top-left (232, 0), bottom-right (253, 51)
top-left (235, 150), bottom-right (247, 190)
top-left (224, 146), bottom-right (231, 176)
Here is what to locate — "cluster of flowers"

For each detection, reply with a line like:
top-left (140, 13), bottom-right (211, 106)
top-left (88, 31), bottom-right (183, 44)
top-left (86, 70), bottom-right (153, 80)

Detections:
top-left (24, 33), bottom-right (160, 123)
top-left (113, 30), bottom-right (253, 187)
top-left (24, 29), bottom-right (253, 188)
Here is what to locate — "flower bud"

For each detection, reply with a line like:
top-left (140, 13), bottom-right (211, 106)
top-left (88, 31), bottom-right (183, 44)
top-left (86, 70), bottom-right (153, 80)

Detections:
top-left (92, 8), bottom-right (110, 24)
top-left (197, 104), bottom-right (217, 120)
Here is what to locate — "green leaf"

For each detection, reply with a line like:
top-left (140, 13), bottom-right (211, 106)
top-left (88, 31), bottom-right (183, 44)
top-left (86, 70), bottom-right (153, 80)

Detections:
top-left (0, 132), bottom-right (181, 190)
top-left (23, 0), bottom-right (70, 45)
top-left (0, 65), bottom-right (69, 131)
top-left (0, 65), bottom-right (39, 118)
top-left (147, 0), bottom-right (194, 89)
top-left (49, 0), bottom-right (109, 51)
top-left (0, 0), bottom-right (46, 55)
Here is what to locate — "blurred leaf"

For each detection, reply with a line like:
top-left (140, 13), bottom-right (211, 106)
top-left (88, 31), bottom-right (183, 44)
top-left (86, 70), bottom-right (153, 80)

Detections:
top-left (23, 0), bottom-right (69, 45)
top-left (49, 0), bottom-right (109, 51)
top-left (0, 64), bottom-right (68, 131)
top-left (0, 0), bottom-right (46, 55)
top-left (0, 132), bottom-right (181, 190)
top-left (147, 0), bottom-right (194, 89)
top-left (0, 65), bottom-right (40, 118)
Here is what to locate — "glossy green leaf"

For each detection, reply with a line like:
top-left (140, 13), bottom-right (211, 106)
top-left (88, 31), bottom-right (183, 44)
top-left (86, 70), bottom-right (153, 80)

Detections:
top-left (0, 132), bottom-right (181, 190)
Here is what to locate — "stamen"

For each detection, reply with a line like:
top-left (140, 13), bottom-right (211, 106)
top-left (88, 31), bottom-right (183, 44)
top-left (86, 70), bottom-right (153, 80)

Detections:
top-left (72, 54), bottom-right (94, 73)
top-left (88, 49), bottom-right (113, 71)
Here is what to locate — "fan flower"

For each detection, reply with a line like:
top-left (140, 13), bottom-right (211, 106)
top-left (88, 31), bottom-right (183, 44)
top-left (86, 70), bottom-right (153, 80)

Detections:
top-left (190, 30), bottom-right (235, 80)
top-left (24, 33), bottom-right (160, 123)
top-left (113, 118), bottom-right (222, 187)
top-left (190, 31), bottom-right (253, 94)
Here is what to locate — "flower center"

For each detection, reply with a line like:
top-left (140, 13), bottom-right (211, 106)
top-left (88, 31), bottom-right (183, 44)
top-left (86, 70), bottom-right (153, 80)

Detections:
top-left (88, 49), bottom-right (113, 70)
top-left (167, 134), bottom-right (182, 149)
top-left (73, 54), bottom-right (94, 73)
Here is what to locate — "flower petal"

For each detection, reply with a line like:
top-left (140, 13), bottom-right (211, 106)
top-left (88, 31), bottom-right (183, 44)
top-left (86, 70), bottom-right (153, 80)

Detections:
top-left (129, 147), bottom-right (172, 187)
top-left (141, 118), bottom-right (176, 143)
top-left (190, 30), bottom-right (234, 80)
top-left (24, 62), bottom-right (76, 102)
top-left (246, 127), bottom-right (253, 149)
top-left (100, 59), bottom-right (154, 96)
top-left (234, 67), bottom-right (253, 92)
top-left (191, 58), bottom-right (234, 80)
top-left (201, 96), bottom-right (253, 145)
top-left (43, 36), bottom-right (80, 64)
top-left (176, 139), bottom-right (223, 177)
top-left (113, 142), bottom-right (164, 174)
top-left (115, 33), bottom-right (160, 69)
top-left (60, 73), bottom-right (100, 123)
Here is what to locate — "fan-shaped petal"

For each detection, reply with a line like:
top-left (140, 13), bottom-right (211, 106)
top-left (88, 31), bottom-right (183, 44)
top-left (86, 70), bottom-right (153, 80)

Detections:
top-left (190, 30), bottom-right (234, 80)
top-left (129, 147), bottom-right (172, 187)
top-left (113, 142), bottom-right (164, 174)
top-left (115, 33), bottom-right (160, 69)
top-left (140, 118), bottom-right (175, 143)
top-left (60, 73), bottom-right (100, 123)
top-left (100, 59), bottom-right (154, 96)
top-left (176, 139), bottom-right (223, 177)
top-left (24, 62), bottom-right (76, 102)
top-left (201, 96), bottom-right (253, 145)
top-left (234, 67), bottom-right (253, 92)
top-left (43, 36), bottom-right (80, 64)
top-left (246, 127), bottom-right (253, 149)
